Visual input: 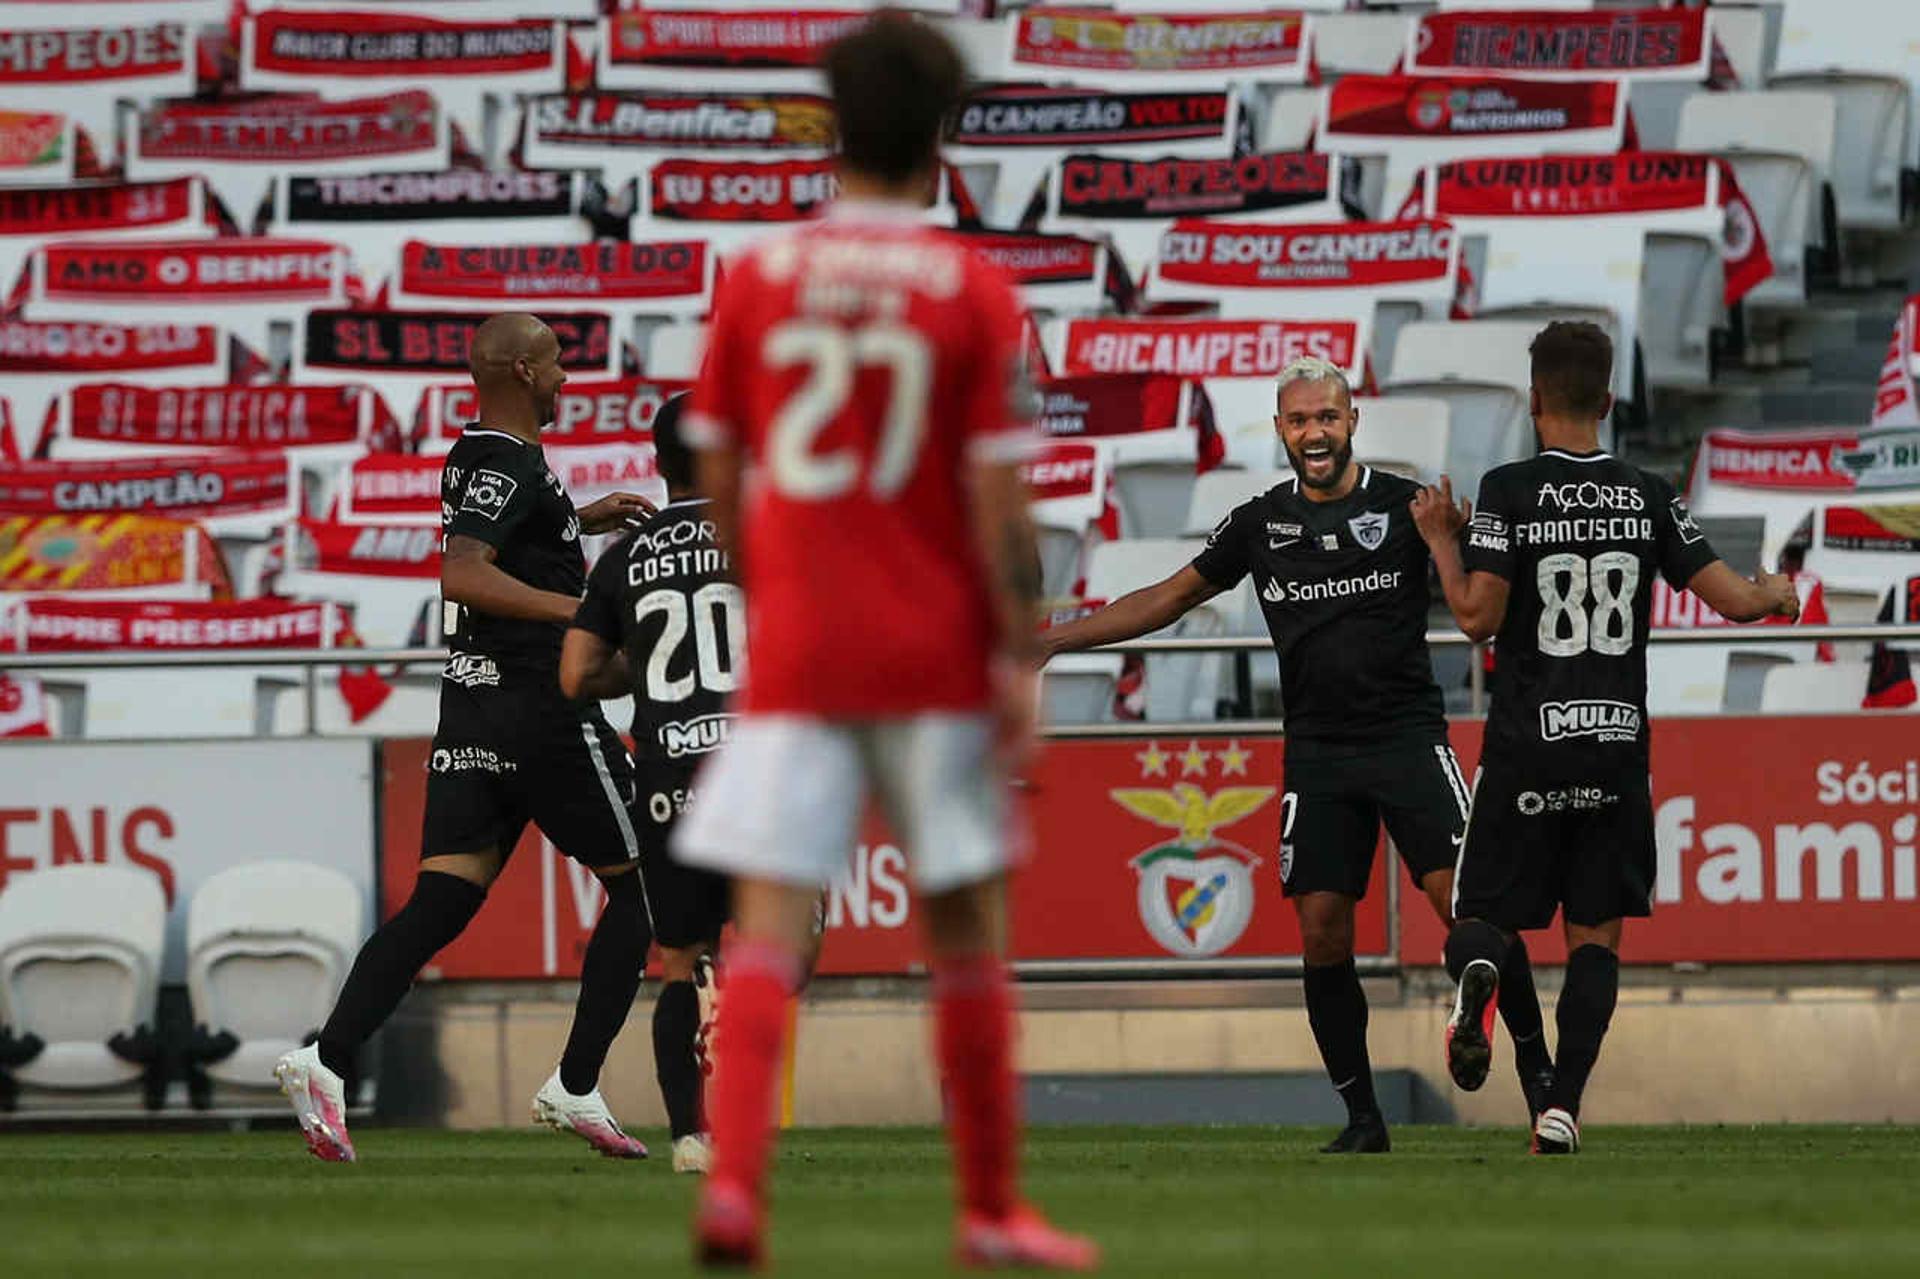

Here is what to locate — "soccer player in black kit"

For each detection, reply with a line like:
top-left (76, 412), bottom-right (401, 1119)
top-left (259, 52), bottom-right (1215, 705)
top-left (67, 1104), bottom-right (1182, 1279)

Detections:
top-left (1044, 356), bottom-right (1551, 1154)
top-left (275, 312), bottom-right (658, 1162)
top-left (1415, 321), bottom-right (1798, 1154)
top-left (561, 393), bottom-right (737, 1176)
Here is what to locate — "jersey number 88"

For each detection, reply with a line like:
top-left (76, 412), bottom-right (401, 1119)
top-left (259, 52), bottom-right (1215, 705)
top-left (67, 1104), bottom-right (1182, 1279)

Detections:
top-left (1536, 551), bottom-right (1640, 657)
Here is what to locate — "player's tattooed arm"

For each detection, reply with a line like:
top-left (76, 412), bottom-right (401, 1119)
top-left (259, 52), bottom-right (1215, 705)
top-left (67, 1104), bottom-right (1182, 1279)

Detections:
top-left (441, 534), bottom-right (582, 626)
top-left (558, 628), bottom-right (633, 701)
top-left (969, 458), bottom-right (1045, 661)
top-left (1686, 561), bottom-right (1801, 623)
top-left (1040, 567), bottom-right (1222, 662)
top-left (1413, 477), bottom-right (1509, 641)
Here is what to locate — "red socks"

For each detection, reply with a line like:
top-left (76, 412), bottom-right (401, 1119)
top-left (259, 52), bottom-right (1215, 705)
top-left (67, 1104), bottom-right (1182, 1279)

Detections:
top-left (932, 954), bottom-right (1019, 1220)
top-left (706, 939), bottom-right (802, 1198)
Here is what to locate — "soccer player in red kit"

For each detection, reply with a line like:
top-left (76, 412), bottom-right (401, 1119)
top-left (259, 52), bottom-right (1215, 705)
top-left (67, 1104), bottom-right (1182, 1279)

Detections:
top-left (673, 14), bottom-right (1098, 1272)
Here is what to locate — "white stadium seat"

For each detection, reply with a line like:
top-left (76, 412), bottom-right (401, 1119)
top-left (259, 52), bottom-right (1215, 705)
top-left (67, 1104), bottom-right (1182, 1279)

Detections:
top-left (1040, 653), bottom-right (1126, 726)
top-left (646, 323), bottom-right (709, 381)
top-left (1349, 396), bottom-right (1450, 481)
top-left (1384, 320), bottom-right (1540, 498)
top-left (0, 866), bottom-right (165, 1096)
top-left (1312, 12), bottom-right (1412, 76)
top-left (1769, 72), bottom-right (1911, 236)
top-left (1760, 660), bottom-right (1876, 714)
top-left (186, 862), bottom-right (364, 1089)
top-left (1675, 90), bottom-right (1838, 310)
top-left (1085, 538), bottom-right (1244, 722)
top-left (1182, 469), bottom-right (1288, 538)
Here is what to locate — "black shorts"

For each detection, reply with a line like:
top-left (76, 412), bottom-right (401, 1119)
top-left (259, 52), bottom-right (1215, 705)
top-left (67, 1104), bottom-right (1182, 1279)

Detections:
top-left (421, 679), bottom-right (639, 869)
top-left (1453, 753), bottom-right (1656, 931)
top-left (1279, 736), bottom-right (1472, 899)
top-left (633, 763), bottom-right (730, 950)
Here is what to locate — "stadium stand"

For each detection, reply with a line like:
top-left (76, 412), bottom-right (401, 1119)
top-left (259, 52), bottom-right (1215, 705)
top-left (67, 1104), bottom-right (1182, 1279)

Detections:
top-left (0, 865), bottom-right (166, 1107)
top-left (185, 861), bottom-right (362, 1093)
top-left (2, 0), bottom-right (1920, 1148)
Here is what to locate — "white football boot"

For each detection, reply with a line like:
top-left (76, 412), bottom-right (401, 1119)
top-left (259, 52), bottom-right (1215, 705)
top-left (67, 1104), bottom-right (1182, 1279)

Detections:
top-left (274, 1043), bottom-right (356, 1163)
top-left (672, 1132), bottom-right (714, 1174)
top-left (1532, 1106), bottom-right (1581, 1155)
top-left (532, 1070), bottom-right (648, 1159)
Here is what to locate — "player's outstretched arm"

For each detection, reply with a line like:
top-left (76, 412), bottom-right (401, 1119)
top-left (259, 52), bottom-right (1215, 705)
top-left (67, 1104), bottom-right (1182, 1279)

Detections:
top-left (1039, 567), bottom-right (1223, 662)
top-left (442, 534), bottom-right (581, 626)
top-left (1685, 561), bottom-right (1801, 624)
top-left (558, 628), bottom-right (632, 701)
top-left (1412, 478), bottom-right (1509, 641)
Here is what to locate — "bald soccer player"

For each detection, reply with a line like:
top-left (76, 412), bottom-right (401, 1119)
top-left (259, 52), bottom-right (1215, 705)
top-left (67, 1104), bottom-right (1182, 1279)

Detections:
top-left (275, 313), bottom-right (659, 1163)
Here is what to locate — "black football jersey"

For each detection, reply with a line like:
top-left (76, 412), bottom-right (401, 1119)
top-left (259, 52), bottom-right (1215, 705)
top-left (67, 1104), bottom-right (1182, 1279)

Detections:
top-left (573, 498), bottom-right (743, 770)
top-left (441, 427), bottom-right (584, 676)
top-left (1463, 448), bottom-right (1718, 774)
top-left (1191, 467), bottom-right (1445, 749)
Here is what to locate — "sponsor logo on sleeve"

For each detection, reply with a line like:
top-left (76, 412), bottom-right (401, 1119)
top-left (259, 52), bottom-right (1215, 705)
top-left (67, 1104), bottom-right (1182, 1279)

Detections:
top-left (1670, 496), bottom-right (1704, 545)
top-left (1467, 509), bottom-right (1509, 553)
top-left (1539, 699), bottom-right (1642, 743)
top-left (460, 469), bottom-right (518, 520)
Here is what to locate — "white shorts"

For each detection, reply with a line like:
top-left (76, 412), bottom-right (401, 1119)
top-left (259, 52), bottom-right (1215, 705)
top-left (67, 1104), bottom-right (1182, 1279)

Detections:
top-left (672, 713), bottom-right (1017, 895)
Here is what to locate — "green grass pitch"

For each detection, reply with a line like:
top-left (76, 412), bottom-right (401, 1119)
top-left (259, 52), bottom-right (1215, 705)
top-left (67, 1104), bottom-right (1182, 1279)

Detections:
top-left (4, 1125), bottom-right (1917, 1277)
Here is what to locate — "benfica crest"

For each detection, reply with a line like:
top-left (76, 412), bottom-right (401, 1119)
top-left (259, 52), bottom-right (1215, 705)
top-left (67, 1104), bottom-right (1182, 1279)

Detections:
top-left (1114, 772), bottom-right (1273, 958)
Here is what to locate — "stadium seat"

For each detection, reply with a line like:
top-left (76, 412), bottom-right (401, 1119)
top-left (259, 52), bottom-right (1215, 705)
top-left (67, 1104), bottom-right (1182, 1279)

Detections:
top-left (186, 862), bottom-right (363, 1090)
top-left (1312, 12), bottom-right (1412, 76)
top-left (264, 670), bottom-right (441, 738)
top-left (1085, 538), bottom-right (1234, 721)
top-left (1383, 320), bottom-right (1540, 498)
top-left (1182, 469), bottom-right (1288, 538)
top-left (1759, 660), bottom-right (1877, 713)
top-left (1646, 647), bottom-right (1731, 716)
top-left (0, 865), bottom-right (165, 1097)
top-left (646, 323), bottom-right (709, 381)
top-left (1675, 90), bottom-right (1838, 310)
top-left (1348, 395), bottom-right (1450, 480)
top-left (71, 670), bottom-right (303, 740)
top-left (1259, 89), bottom-right (1323, 154)
top-left (1639, 233), bottom-right (1725, 389)
top-left (1040, 653), bottom-right (1126, 725)
top-left (1769, 72), bottom-right (1911, 238)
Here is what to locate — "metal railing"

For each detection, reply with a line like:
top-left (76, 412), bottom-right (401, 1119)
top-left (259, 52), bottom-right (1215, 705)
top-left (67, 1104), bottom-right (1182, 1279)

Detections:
top-left (2, 623), bottom-right (1915, 737)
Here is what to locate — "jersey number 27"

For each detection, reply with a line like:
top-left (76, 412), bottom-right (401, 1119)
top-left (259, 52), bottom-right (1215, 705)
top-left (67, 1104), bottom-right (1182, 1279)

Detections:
top-left (765, 320), bottom-right (932, 501)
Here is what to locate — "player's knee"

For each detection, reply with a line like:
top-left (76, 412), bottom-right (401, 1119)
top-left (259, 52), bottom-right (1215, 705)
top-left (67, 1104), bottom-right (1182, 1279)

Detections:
top-left (658, 944), bottom-right (706, 982)
top-left (420, 849), bottom-right (503, 890)
top-left (1293, 895), bottom-right (1355, 965)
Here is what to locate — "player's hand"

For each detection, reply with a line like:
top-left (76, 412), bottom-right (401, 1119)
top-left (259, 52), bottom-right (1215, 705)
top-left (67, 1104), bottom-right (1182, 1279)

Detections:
top-left (1756, 569), bottom-right (1801, 620)
top-left (1410, 476), bottom-right (1470, 545)
top-left (578, 492), bottom-right (657, 534)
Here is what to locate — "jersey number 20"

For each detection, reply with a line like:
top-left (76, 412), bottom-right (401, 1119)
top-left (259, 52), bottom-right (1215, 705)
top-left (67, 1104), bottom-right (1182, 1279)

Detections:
top-left (1536, 551), bottom-right (1639, 657)
top-left (634, 583), bottom-right (745, 703)
top-left (765, 320), bottom-right (933, 500)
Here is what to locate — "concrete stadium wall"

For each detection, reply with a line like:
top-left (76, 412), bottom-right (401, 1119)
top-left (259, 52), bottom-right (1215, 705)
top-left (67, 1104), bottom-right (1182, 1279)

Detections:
top-left (395, 969), bottom-right (1920, 1130)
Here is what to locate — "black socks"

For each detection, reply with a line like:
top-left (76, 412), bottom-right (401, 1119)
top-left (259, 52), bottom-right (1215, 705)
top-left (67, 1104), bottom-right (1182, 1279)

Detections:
top-left (558, 869), bottom-right (652, 1096)
top-left (1443, 917), bottom-right (1512, 983)
top-left (1498, 936), bottom-right (1554, 1082)
top-left (318, 870), bottom-right (487, 1078)
top-left (1548, 944), bottom-right (1619, 1119)
top-left (652, 978), bottom-right (705, 1139)
top-left (1303, 958), bottom-right (1379, 1120)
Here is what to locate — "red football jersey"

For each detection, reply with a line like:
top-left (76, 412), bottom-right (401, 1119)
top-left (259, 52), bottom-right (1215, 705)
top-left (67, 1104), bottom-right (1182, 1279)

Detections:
top-left (687, 201), bottom-right (1033, 716)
